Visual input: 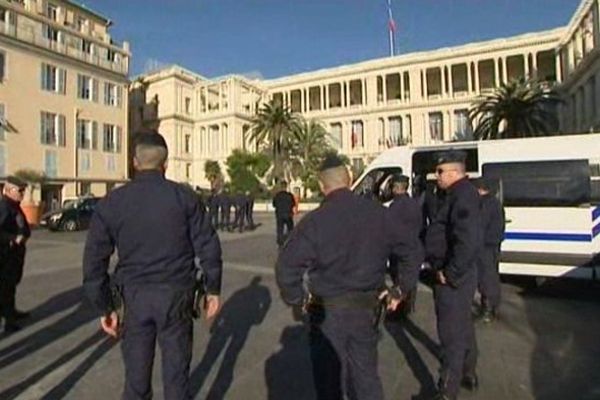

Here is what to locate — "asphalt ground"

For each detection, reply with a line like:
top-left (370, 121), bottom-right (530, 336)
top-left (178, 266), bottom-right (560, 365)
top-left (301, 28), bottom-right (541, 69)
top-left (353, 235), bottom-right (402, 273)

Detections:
top-left (0, 213), bottom-right (599, 400)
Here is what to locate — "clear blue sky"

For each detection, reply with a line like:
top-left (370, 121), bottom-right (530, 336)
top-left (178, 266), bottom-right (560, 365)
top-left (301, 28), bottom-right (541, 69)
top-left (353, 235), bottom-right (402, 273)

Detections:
top-left (82, 0), bottom-right (580, 79)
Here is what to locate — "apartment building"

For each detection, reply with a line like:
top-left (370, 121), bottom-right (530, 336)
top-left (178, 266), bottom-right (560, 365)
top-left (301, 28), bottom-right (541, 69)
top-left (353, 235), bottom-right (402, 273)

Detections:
top-left (132, 0), bottom-right (600, 189)
top-left (0, 0), bottom-right (130, 207)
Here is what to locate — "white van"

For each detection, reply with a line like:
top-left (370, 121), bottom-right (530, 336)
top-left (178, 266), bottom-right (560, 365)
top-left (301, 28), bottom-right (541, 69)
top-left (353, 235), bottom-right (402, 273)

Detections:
top-left (352, 133), bottom-right (600, 279)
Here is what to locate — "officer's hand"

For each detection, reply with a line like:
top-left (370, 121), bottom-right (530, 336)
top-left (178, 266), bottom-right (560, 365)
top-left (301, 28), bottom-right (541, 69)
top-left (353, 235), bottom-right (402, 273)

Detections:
top-left (14, 235), bottom-right (25, 245)
top-left (437, 271), bottom-right (447, 285)
top-left (100, 311), bottom-right (119, 338)
top-left (204, 295), bottom-right (220, 320)
top-left (378, 290), bottom-right (405, 312)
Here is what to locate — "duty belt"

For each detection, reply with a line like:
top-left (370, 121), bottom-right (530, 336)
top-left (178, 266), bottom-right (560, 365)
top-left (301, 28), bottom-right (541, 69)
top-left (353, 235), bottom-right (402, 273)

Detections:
top-left (309, 290), bottom-right (380, 309)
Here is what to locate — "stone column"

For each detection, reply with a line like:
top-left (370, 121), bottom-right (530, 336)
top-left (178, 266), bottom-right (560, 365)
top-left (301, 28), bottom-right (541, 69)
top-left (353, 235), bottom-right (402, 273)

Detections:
top-left (441, 67), bottom-right (447, 98)
top-left (555, 52), bottom-right (562, 83)
top-left (474, 62), bottom-right (480, 93)
top-left (467, 63), bottom-right (472, 94)
top-left (400, 71), bottom-right (405, 101)
top-left (422, 70), bottom-right (428, 99)
top-left (448, 65), bottom-right (454, 97)
top-left (382, 75), bottom-right (388, 104)
top-left (502, 57), bottom-right (508, 83)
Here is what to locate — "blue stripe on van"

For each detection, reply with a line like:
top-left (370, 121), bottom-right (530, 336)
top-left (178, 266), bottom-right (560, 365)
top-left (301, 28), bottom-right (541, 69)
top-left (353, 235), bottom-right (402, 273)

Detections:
top-left (593, 206), bottom-right (600, 222)
top-left (593, 222), bottom-right (600, 239)
top-left (505, 232), bottom-right (592, 242)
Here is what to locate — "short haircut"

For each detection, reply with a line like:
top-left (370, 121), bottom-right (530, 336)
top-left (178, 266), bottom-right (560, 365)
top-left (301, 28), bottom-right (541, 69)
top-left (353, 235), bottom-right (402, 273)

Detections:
top-left (134, 144), bottom-right (168, 170)
top-left (393, 180), bottom-right (409, 191)
top-left (319, 165), bottom-right (350, 190)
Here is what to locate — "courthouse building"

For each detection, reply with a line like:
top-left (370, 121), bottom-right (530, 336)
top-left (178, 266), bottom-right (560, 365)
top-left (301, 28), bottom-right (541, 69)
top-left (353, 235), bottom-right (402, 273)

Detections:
top-left (0, 0), bottom-right (130, 206)
top-left (132, 0), bottom-right (600, 189)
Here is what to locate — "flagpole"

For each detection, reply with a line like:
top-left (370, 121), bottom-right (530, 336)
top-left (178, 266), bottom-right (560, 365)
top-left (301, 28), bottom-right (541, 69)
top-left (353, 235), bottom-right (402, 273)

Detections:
top-left (387, 0), bottom-right (395, 56)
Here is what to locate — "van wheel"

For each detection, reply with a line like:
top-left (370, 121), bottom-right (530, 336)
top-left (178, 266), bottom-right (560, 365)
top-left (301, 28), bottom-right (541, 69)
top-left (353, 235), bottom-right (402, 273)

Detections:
top-left (62, 219), bottom-right (78, 232)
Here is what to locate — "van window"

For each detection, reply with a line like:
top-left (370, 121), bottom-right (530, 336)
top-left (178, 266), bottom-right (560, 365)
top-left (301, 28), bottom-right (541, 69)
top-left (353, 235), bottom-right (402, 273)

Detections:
top-left (482, 160), bottom-right (591, 207)
top-left (353, 167), bottom-right (402, 203)
top-left (590, 163), bottom-right (600, 205)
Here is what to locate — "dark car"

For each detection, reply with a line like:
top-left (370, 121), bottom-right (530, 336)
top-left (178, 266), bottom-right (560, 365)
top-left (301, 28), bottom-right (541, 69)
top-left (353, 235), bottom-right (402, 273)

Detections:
top-left (40, 197), bottom-right (100, 232)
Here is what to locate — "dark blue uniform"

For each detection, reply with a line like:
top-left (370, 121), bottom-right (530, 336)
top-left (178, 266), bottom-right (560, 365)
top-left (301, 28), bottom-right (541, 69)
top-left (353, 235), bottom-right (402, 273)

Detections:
top-left (477, 193), bottom-right (505, 312)
top-left (207, 190), bottom-right (220, 229)
top-left (232, 193), bottom-right (247, 233)
top-left (388, 193), bottom-right (424, 313)
top-left (245, 192), bottom-right (255, 229)
top-left (272, 190), bottom-right (295, 246)
top-left (83, 170), bottom-right (222, 400)
top-left (276, 188), bottom-right (421, 400)
top-left (0, 196), bottom-right (30, 329)
top-left (219, 192), bottom-right (232, 231)
top-left (425, 177), bottom-right (481, 399)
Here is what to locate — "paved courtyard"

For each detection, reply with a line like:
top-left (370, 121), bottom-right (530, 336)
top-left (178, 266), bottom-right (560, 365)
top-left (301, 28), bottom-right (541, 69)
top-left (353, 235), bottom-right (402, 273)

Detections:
top-left (0, 213), bottom-right (599, 400)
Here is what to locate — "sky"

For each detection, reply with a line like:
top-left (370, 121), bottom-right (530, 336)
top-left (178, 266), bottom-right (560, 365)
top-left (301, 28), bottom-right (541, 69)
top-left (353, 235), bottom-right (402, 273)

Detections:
top-left (81, 0), bottom-right (581, 80)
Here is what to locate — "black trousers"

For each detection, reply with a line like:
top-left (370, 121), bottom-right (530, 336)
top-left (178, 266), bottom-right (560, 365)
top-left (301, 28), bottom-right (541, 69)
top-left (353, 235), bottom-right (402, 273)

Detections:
top-left (245, 207), bottom-right (254, 228)
top-left (121, 285), bottom-right (194, 400)
top-left (276, 216), bottom-right (294, 245)
top-left (220, 207), bottom-right (231, 230)
top-left (233, 207), bottom-right (245, 232)
top-left (477, 246), bottom-right (501, 310)
top-left (209, 208), bottom-right (219, 229)
top-left (0, 246), bottom-right (25, 323)
top-left (434, 271), bottom-right (478, 397)
top-left (308, 307), bottom-right (383, 400)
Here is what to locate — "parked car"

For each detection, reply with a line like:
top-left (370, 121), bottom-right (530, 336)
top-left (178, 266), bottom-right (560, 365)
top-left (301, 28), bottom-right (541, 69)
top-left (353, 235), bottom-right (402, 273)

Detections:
top-left (40, 197), bottom-right (101, 232)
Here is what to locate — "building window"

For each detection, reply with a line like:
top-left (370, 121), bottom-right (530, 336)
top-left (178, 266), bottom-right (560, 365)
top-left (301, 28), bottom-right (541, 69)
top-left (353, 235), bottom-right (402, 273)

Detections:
top-left (81, 39), bottom-right (92, 55)
top-left (429, 112), bottom-right (443, 141)
top-left (184, 134), bottom-right (191, 153)
top-left (185, 97), bottom-right (191, 114)
top-left (41, 63), bottom-right (66, 94)
top-left (104, 82), bottom-right (122, 107)
top-left (77, 119), bottom-right (98, 150)
top-left (589, 76), bottom-right (596, 123)
top-left (0, 145), bottom-right (5, 177)
top-left (453, 109), bottom-right (472, 139)
top-left (351, 120), bottom-right (364, 149)
top-left (76, 16), bottom-right (87, 32)
top-left (80, 153), bottom-right (91, 172)
top-left (103, 124), bottom-right (122, 153)
top-left (186, 163), bottom-right (192, 180)
top-left (330, 123), bottom-right (343, 149)
top-left (40, 112), bottom-right (65, 146)
top-left (107, 49), bottom-right (116, 62)
top-left (389, 116), bottom-right (403, 146)
top-left (0, 103), bottom-right (5, 141)
top-left (79, 182), bottom-right (91, 196)
top-left (44, 24), bottom-right (60, 42)
top-left (0, 50), bottom-right (5, 82)
top-left (106, 155), bottom-right (116, 172)
top-left (78, 74), bottom-right (98, 101)
top-left (46, 2), bottom-right (58, 21)
top-left (45, 150), bottom-right (58, 177)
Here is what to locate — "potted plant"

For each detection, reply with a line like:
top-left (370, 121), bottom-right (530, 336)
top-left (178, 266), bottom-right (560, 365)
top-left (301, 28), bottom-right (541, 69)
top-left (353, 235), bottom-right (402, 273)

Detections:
top-left (13, 169), bottom-right (47, 226)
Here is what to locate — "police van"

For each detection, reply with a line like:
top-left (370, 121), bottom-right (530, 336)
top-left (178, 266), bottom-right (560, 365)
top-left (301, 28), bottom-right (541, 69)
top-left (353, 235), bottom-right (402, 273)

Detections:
top-left (352, 133), bottom-right (600, 279)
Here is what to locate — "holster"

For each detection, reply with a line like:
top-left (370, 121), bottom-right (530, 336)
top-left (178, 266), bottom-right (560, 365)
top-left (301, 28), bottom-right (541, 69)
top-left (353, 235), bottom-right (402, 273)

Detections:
top-left (191, 270), bottom-right (207, 320)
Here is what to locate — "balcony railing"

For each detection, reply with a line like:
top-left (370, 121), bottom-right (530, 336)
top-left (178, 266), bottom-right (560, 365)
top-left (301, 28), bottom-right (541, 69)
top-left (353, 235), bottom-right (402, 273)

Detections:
top-left (0, 20), bottom-right (128, 75)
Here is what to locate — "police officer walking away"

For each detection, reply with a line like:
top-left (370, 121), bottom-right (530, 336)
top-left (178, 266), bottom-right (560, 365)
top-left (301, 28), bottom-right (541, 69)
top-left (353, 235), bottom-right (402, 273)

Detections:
top-left (472, 178), bottom-right (505, 323)
top-left (232, 191), bottom-right (247, 233)
top-left (207, 188), bottom-right (220, 229)
top-left (272, 181), bottom-right (295, 246)
top-left (83, 131), bottom-right (223, 400)
top-left (425, 151), bottom-right (481, 400)
top-left (219, 189), bottom-right (232, 231)
top-left (244, 190), bottom-right (255, 230)
top-left (276, 155), bottom-right (421, 400)
top-left (388, 174), bottom-right (423, 316)
top-left (0, 176), bottom-right (31, 333)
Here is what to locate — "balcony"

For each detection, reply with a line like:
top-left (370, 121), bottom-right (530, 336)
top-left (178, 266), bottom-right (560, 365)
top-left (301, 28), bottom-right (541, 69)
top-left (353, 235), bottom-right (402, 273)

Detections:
top-left (0, 20), bottom-right (128, 75)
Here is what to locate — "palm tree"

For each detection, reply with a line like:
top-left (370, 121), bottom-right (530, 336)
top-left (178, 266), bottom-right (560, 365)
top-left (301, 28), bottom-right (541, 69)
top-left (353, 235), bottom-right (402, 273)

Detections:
top-left (469, 78), bottom-right (562, 140)
top-left (204, 160), bottom-right (223, 189)
top-left (290, 119), bottom-right (332, 198)
top-left (249, 100), bottom-right (298, 184)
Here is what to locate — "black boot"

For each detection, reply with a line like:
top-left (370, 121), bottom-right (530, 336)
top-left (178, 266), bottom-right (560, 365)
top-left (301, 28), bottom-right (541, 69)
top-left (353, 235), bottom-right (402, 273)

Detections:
top-left (461, 373), bottom-right (479, 391)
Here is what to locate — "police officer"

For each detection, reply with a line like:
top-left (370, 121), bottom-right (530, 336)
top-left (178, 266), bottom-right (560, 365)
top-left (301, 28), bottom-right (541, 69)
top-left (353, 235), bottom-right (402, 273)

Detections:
top-left (0, 176), bottom-right (31, 333)
top-left (272, 181), bottom-right (295, 246)
top-left (388, 174), bottom-right (424, 316)
top-left (244, 191), bottom-right (255, 230)
top-left (207, 188), bottom-right (220, 229)
top-left (232, 191), bottom-right (247, 233)
top-left (472, 177), bottom-right (505, 323)
top-left (276, 155), bottom-right (421, 400)
top-left (425, 150), bottom-right (481, 400)
top-left (83, 131), bottom-right (223, 400)
top-left (219, 189), bottom-right (232, 232)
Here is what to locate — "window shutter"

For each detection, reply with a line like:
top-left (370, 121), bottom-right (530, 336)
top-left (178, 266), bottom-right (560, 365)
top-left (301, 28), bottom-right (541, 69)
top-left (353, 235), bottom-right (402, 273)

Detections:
top-left (58, 114), bottom-right (66, 146)
top-left (40, 112), bottom-right (46, 144)
top-left (92, 121), bottom-right (98, 150)
top-left (117, 86), bottom-right (123, 108)
top-left (59, 68), bottom-right (66, 94)
top-left (41, 64), bottom-right (47, 90)
top-left (92, 79), bottom-right (99, 102)
top-left (77, 74), bottom-right (82, 98)
top-left (0, 104), bottom-right (5, 140)
top-left (116, 126), bottom-right (122, 153)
